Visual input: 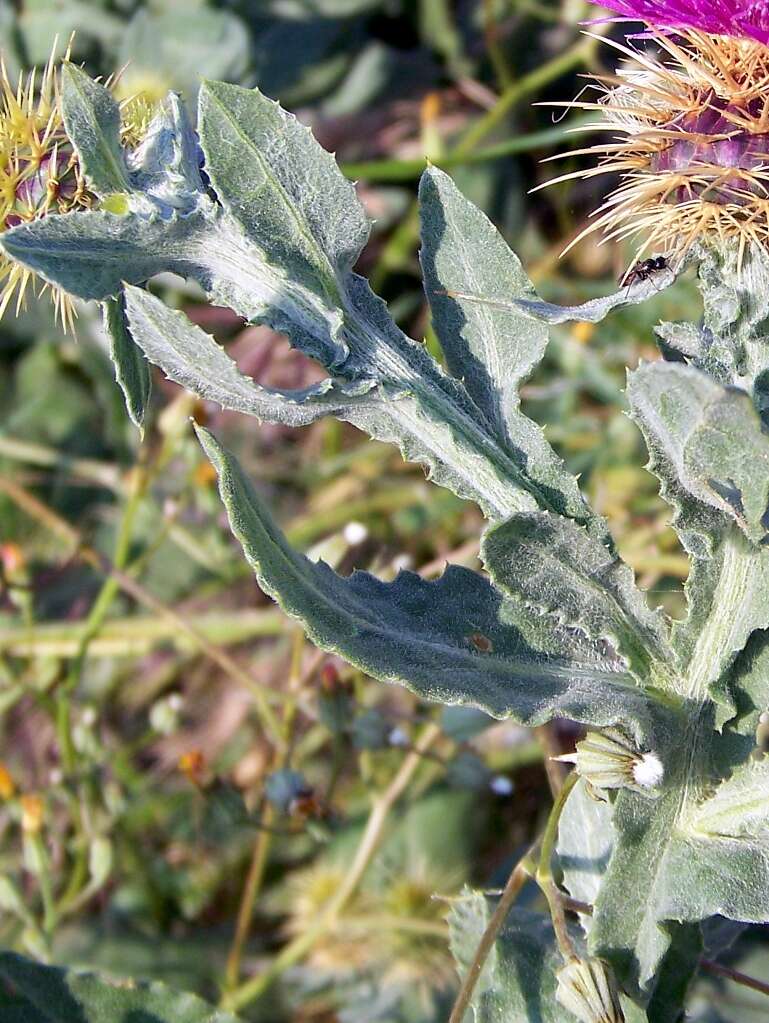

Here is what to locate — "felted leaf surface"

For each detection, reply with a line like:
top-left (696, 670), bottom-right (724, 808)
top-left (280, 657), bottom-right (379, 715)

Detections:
top-left (447, 898), bottom-right (647, 1023)
top-left (671, 529), bottom-right (769, 725)
top-left (419, 166), bottom-right (544, 424)
top-left (451, 904), bottom-right (566, 1023)
top-left (122, 285), bottom-right (367, 427)
top-left (3, 79), bottom-right (600, 525)
top-left (197, 78), bottom-right (369, 310)
top-left (727, 630), bottom-right (769, 740)
top-left (418, 166), bottom-right (597, 534)
top-left (688, 758), bottom-right (769, 838)
top-left (61, 63), bottom-right (130, 196)
top-left (0, 952), bottom-right (240, 1022)
top-left (628, 362), bottom-right (769, 547)
top-left (428, 271), bottom-right (676, 327)
top-left (556, 777), bottom-right (613, 912)
top-left (482, 511), bottom-right (671, 682)
top-left (197, 427), bottom-right (659, 731)
top-left (587, 714), bottom-right (768, 1000)
top-left (103, 291), bottom-right (152, 429)
top-left (2, 206), bottom-right (549, 521)
top-left (582, 525), bottom-right (769, 995)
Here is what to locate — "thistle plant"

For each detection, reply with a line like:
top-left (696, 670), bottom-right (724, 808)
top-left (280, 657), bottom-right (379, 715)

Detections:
top-left (3, 3), bottom-right (769, 1018)
top-left (0, 40), bottom-right (158, 334)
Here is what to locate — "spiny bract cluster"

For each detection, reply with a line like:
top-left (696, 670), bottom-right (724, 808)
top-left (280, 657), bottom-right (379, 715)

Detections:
top-left (0, 45), bottom-right (91, 331)
top-left (0, 43), bottom-right (159, 332)
top-left (549, 1), bottom-right (769, 267)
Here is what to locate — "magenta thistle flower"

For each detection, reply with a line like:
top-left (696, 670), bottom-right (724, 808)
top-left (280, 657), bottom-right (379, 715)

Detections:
top-left (589, 0), bottom-right (769, 45)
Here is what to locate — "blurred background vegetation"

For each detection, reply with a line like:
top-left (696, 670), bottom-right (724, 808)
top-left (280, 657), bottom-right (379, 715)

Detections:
top-left (0, 1), bottom-right (765, 1020)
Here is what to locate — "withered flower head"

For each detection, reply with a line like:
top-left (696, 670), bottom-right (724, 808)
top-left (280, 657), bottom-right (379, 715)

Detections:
top-left (556, 729), bottom-right (664, 794)
top-left (544, 3), bottom-right (769, 269)
top-left (556, 957), bottom-right (625, 1023)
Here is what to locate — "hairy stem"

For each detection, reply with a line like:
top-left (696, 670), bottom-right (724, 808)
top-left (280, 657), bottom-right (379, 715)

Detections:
top-left (448, 847), bottom-right (538, 1023)
top-left (537, 771), bottom-right (579, 961)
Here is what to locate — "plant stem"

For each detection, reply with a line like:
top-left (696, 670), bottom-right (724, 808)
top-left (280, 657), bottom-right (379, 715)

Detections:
top-left (224, 800), bottom-right (275, 991)
top-left (221, 721), bottom-right (441, 1012)
top-left (700, 959), bottom-right (769, 999)
top-left (536, 770), bottom-right (579, 961)
top-left (452, 36), bottom-right (598, 159)
top-left (482, 0), bottom-right (513, 89)
top-left (537, 770), bottom-right (579, 886)
top-left (448, 846), bottom-right (538, 1023)
top-left (0, 608), bottom-right (285, 658)
top-left (341, 120), bottom-right (592, 183)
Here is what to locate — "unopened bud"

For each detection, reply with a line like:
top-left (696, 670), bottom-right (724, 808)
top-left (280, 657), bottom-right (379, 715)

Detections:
top-left (556, 957), bottom-right (625, 1023)
top-left (557, 729), bottom-right (663, 794)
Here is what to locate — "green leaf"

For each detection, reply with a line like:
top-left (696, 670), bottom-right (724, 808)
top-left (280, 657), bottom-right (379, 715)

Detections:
top-left (338, 274), bottom-right (574, 521)
top-left (728, 630), bottom-right (769, 739)
top-left (448, 901), bottom-right (565, 1023)
top-left (671, 530), bottom-right (769, 724)
top-left (447, 898), bottom-right (646, 1023)
top-left (419, 165), bottom-right (542, 433)
top-left (196, 427), bottom-right (658, 732)
top-left (122, 285), bottom-right (367, 427)
top-left (688, 758), bottom-right (769, 838)
top-left (644, 923), bottom-right (703, 1023)
top-left (584, 528), bottom-right (769, 994)
top-left (628, 362), bottom-right (769, 546)
top-left (104, 291), bottom-right (152, 429)
top-left (432, 271), bottom-right (677, 327)
top-left (588, 721), bottom-right (768, 997)
top-left (198, 79), bottom-right (369, 312)
top-left (3, 76), bottom-right (607, 525)
top-left (557, 778), bottom-right (613, 910)
top-left (558, 786), bottom-right (704, 1020)
top-left (0, 206), bottom-right (556, 520)
top-left (0, 952), bottom-right (241, 1022)
top-left (482, 512), bottom-right (672, 683)
top-left (0, 207), bottom-right (211, 302)
top-left (60, 63), bottom-right (130, 196)
top-left (126, 93), bottom-right (206, 216)
top-left (418, 167), bottom-right (595, 532)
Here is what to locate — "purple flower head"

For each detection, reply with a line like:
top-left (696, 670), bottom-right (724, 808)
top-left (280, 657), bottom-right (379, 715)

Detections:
top-left (588, 0), bottom-right (769, 45)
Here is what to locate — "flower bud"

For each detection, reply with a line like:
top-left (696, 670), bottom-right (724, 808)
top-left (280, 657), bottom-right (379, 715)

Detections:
top-left (557, 729), bottom-right (663, 794)
top-left (556, 957), bottom-right (625, 1023)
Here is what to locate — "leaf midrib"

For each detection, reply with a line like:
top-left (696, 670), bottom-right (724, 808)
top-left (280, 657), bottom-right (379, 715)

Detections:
top-left (201, 84), bottom-right (340, 307)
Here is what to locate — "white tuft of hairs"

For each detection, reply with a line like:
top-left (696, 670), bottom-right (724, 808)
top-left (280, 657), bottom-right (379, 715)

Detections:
top-left (632, 752), bottom-right (664, 789)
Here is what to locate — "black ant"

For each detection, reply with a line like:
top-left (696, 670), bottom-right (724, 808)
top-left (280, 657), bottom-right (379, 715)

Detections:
top-left (620, 255), bottom-right (670, 288)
